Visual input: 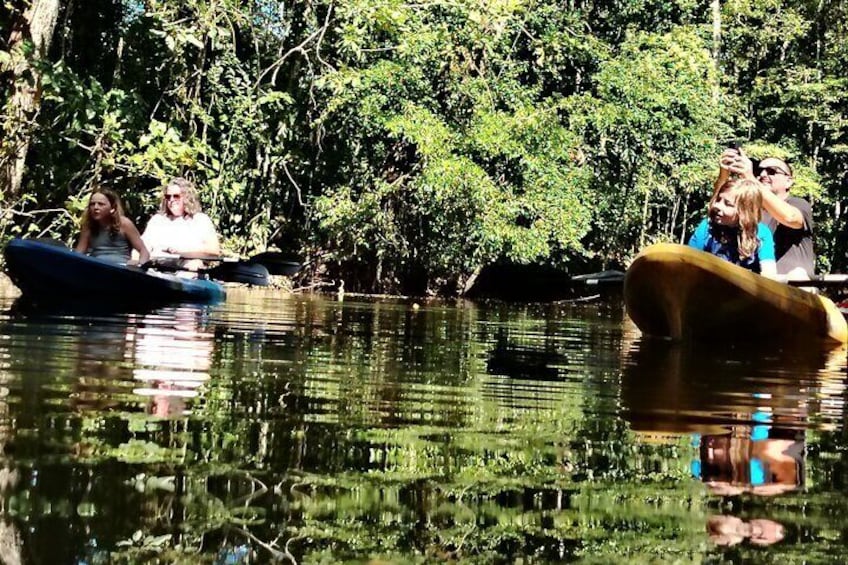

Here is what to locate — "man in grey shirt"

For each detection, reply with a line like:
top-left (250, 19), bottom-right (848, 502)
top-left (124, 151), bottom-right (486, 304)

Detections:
top-left (715, 151), bottom-right (814, 279)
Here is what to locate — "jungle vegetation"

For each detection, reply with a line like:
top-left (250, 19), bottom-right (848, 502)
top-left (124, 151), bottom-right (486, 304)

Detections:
top-left (2, 0), bottom-right (847, 295)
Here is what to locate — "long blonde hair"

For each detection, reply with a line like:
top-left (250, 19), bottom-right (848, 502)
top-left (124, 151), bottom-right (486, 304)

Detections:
top-left (158, 177), bottom-right (202, 217)
top-left (709, 179), bottom-right (762, 260)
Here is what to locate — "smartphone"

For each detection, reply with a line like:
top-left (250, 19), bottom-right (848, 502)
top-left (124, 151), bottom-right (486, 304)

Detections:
top-left (727, 139), bottom-right (739, 151)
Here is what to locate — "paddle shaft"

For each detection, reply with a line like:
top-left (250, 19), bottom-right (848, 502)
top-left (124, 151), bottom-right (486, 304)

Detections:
top-left (574, 270), bottom-right (848, 290)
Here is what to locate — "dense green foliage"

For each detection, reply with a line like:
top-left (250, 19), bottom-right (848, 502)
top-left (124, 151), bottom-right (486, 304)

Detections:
top-left (2, 0), bottom-right (848, 293)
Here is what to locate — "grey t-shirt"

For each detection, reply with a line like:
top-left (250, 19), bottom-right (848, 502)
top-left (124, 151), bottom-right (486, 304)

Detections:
top-left (761, 195), bottom-right (814, 277)
top-left (88, 228), bottom-right (131, 264)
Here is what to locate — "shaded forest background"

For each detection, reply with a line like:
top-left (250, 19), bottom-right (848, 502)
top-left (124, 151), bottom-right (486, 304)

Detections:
top-left (2, 0), bottom-right (847, 295)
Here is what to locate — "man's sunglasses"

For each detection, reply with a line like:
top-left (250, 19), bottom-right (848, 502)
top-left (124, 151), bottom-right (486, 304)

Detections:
top-left (165, 193), bottom-right (182, 200)
top-left (757, 166), bottom-right (791, 177)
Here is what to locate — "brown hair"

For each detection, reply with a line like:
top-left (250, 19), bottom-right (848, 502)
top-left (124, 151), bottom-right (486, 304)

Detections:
top-left (81, 188), bottom-right (124, 236)
top-left (710, 179), bottom-right (763, 260)
top-left (159, 177), bottom-right (202, 217)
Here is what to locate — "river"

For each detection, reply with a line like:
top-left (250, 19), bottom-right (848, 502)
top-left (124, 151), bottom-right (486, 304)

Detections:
top-left (0, 283), bottom-right (845, 563)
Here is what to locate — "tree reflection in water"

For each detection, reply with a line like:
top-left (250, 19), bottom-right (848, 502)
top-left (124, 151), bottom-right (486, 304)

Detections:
top-left (0, 291), bottom-right (846, 562)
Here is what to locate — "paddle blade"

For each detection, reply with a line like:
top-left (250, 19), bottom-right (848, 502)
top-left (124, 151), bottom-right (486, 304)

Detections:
top-left (248, 252), bottom-right (302, 276)
top-left (208, 262), bottom-right (270, 286)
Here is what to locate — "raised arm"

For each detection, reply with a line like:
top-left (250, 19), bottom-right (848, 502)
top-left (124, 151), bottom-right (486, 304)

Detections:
top-left (759, 190), bottom-right (805, 229)
top-left (714, 148), bottom-right (739, 191)
top-left (721, 150), bottom-right (805, 230)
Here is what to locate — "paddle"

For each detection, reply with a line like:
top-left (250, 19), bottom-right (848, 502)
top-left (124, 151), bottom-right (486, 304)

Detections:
top-left (205, 261), bottom-right (270, 286)
top-left (786, 274), bottom-right (848, 288)
top-left (146, 251), bottom-right (301, 274)
top-left (571, 270), bottom-right (848, 290)
top-left (570, 270), bottom-right (625, 286)
top-left (141, 252), bottom-right (303, 286)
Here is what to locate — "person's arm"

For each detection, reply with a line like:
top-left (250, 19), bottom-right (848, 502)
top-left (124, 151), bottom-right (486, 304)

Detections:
top-left (721, 149), bottom-right (805, 229)
top-left (714, 148), bottom-right (755, 191)
top-left (74, 226), bottom-right (91, 254)
top-left (760, 189), bottom-right (805, 229)
top-left (718, 147), bottom-right (757, 180)
top-left (715, 149), bottom-right (736, 191)
top-left (122, 217), bottom-right (150, 265)
top-left (196, 213), bottom-right (221, 256)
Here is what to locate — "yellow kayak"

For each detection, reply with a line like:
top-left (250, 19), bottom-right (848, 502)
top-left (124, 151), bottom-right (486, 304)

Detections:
top-left (624, 243), bottom-right (848, 344)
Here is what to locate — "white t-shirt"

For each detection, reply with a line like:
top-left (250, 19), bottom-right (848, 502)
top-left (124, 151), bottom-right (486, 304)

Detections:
top-left (142, 213), bottom-right (218, 256)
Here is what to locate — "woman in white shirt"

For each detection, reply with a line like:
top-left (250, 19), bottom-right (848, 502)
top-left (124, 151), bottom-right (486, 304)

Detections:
top-left (142, 177), bottom-right (220, 270)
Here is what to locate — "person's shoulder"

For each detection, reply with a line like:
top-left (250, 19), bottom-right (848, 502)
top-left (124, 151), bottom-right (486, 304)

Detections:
top-left (147, 213), bottom-right (168, 225)
top-left (787, 195), bottom-right (812, 210)
top-left (688, 218), bottom-right (711, 247)
top-left (694, 218), bottom-right (711, 233)
top-left (119, 216), bottom-right (136, 229)
top-left (190, 212), bottom-right (216, 227)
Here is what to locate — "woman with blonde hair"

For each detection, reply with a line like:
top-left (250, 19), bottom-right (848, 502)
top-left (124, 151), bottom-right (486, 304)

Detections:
top-left (688, 178), bottom-right (777, 277)
top-left (141, 177), bottom-right (220, 270)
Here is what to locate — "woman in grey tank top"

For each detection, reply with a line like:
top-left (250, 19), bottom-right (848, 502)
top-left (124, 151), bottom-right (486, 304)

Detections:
top-left (75, 188), bottom-right (150, 266)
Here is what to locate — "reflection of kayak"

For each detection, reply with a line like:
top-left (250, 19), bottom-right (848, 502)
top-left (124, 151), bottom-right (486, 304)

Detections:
top-left (3, 238), bottom-right (226, 305)
top-left (624, 243), bottom-right (848, 344)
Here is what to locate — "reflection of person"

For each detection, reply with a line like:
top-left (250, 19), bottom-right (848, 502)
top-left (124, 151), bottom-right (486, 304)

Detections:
top-left (707, 515), bottom-right (785, 547)
top-left (75, 188), bottom-right (150, 265)
top-left (696, 425), bottom-right (804, 497)
top-left (688, 179), bottom-right (777, 277)
top-left (717, 149), bottom-right (814, 279)
top-left (141, 178), bottom-right (220, 270)
top-left (133, 306), bottom-right (213, 418)
top-left (696, 424), bottom-right (799, 548)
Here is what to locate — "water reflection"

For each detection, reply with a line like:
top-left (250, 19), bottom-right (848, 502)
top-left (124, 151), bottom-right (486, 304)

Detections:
top-left (0, 285), bottom-right (847, 562)
top-left (621, 338), bottom-right (846, 434)
top-left (133, 307), bottom-right (214, 418)
top-left (621, 336), bottom-right (846, 553)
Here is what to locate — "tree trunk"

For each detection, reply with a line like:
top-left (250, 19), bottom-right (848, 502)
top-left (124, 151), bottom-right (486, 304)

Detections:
top-left (0, 0), bottom-right (61, 198)
top-left (711, 0), bottom-right (721, 101)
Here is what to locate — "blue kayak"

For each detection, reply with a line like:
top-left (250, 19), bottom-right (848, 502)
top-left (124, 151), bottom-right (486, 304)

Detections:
top-left (3, 238), bottom-right (226, 305)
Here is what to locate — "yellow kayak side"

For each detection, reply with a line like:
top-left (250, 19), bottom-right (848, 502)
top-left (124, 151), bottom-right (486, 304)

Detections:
top-left (624, 243), bottom-right (848, 344)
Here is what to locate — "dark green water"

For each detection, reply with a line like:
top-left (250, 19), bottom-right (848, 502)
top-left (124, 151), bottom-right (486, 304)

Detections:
top-left (0, 287), bottom-right (846, 564)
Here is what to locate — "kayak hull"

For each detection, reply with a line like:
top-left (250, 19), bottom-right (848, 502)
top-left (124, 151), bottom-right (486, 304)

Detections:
top-left (3, 238), bottom-right (226, 305)
top-left (624, 243), bottom-right (848, 344)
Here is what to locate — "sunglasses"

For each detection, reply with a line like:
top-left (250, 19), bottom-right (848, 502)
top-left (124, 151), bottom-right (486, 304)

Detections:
top-left (165, 193), bottom-right (182, 200)
top-left (757, 166), bottom-right (791, 177)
